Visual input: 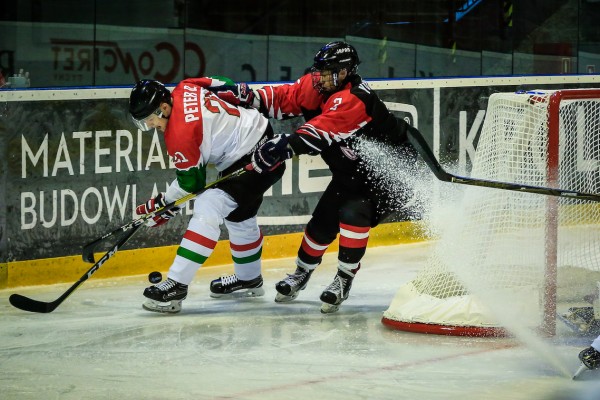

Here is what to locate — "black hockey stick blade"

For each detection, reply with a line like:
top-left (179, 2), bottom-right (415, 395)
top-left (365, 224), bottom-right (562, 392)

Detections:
top-left (9, 287), bottom-right (76, 313)
top-left (9, 224), bottom-right (142, 313)
top-left (81, 165), bottom-right (249, 263)
top-left (406, 129), bottom-right (600, 203)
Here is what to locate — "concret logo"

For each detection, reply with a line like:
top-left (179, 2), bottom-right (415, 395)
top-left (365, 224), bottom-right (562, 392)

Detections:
top-left (172, 152), bottom-right (189, 165)
top-left (49, 38), bottom-right (206, 83)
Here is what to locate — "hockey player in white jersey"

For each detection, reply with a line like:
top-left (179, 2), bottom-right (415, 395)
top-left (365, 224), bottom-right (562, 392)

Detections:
top-left (129, 78), bottom-right (285, 313)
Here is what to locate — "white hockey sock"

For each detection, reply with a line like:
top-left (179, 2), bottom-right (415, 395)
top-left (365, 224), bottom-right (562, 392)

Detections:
top-left (338, 261), bottom-right (360, 277)
top-left (296, 257), bottom-right (318, 271)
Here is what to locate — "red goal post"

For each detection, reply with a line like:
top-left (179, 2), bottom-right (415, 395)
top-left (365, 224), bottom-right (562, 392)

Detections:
top-left (382, 88), bottom-right (600, 337)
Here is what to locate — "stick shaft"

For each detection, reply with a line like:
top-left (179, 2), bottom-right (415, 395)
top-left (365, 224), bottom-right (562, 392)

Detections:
top-left (406, 129), bottom-right (600, 203)
top-left (9, 224), bottom-right (142, 313)
top-left (9, 166), bottom-right (250, 313)
top-left (82, 166), bottom-right (248, 262)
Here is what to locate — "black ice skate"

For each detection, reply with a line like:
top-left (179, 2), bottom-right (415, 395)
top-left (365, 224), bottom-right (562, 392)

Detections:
top-left (210, 274), bottom-right (265, 299)
top-left (142, 278), bottom-right (188, 314)
top-left (573, 346), bottom-right (600, 379)
top-left (275, 266), bottom-right (314, 303)
top-left (580, 346), bottom-right (600, 370)
top-left (320, 268), bottom-right (356, 314)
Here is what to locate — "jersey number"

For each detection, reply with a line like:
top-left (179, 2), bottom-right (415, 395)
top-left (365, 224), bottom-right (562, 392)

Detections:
top-left (330, 97), bottom-right (342, 111)
top-left (204, 92), bottom-right (241, 117)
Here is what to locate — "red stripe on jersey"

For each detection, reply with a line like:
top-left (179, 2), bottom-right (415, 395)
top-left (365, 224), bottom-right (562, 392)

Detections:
top-left (339, 235), bottom-right (370, 249)
top-left (230, 231), bottom-right (263, 251)
top-left (183, 230), bottom-right (218, 249)
top-left (258, 87), bottom-right (276, 117)
top-left (340, 223), bottom-right (370, 233)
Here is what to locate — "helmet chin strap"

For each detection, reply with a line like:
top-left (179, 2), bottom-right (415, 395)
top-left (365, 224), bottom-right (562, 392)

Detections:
top-left (332, 71), bottom-right (339, 88)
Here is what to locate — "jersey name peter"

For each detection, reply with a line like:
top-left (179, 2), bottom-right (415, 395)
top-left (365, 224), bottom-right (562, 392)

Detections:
top-left (182, 86), bottom-right (201, 123)
top-left (164, 78), bottom-right (268, 172)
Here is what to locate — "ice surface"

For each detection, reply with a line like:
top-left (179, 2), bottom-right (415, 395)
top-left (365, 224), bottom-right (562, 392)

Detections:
top-left (1, 243), bottom-right (599, 400)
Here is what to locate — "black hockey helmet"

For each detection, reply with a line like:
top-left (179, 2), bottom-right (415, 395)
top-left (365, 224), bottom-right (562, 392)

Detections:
top-left (311, 41), bottom-right (360, 93)
top-left (129, 79), bottom-right (171, 130)
top-left (312, 41), bottom-right (360, 75)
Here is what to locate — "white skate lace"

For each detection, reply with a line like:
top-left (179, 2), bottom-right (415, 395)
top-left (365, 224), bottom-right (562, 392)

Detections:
top-left (156, 278), bottom-right (177, 291)
top-left (221, 274), bottom-right (240, 286)
top-left (325, 276), bottom-right (347, 298)
top-left (284, 269), bottom-right (309, 286)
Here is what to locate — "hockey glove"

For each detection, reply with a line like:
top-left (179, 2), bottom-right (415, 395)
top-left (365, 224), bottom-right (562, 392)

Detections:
top-left (236, 83), bottom-right (259, 108)
top-left (213, 82), bottom-right (259, 109)
top-left (251, 134), bottom-right (294, 174)
top-left (136, 192), bottom-right (180, 228)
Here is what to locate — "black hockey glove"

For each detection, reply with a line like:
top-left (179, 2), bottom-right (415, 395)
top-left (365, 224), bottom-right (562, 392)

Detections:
top-left (136, 192), bottom-right (180, 227)
top-left (251, 134), bottom-right (294, 174)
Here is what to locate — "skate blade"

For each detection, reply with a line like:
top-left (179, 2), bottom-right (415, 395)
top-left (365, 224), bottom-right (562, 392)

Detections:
top-left (210, 287), bottom-right (265, 299)
top-left (320, 303), bottom-right (340, 314)
top-left (275, 292), bottom-right (299, 303)
top-left (142, 299), bottom-right (183, 314)
top-left (572, 364), bottom-right (588, 380)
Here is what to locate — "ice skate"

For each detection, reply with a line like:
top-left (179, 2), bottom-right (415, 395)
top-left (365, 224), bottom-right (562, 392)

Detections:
top-left (580, 346), bottom-right (600, 370)
top-left (573, 346), bottom-right (600, 379)
top-left (275, 266), bottom-right (314, 303)
top-left (142, 278), bottom-right (188, 314)
top-left (320, 268), bottom-right (356, 314)
top-left (210, 274), bottom-right (265, 299)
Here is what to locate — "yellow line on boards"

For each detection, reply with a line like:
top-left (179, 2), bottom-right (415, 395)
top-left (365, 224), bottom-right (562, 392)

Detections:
top-left (0, 221), bottom-right (426, 289)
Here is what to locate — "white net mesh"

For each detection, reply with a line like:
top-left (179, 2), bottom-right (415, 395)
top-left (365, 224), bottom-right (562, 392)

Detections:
top-left (383, 89), bottom-right (600, 334)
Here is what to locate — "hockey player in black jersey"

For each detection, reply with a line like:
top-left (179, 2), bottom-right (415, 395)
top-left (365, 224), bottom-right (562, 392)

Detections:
top-left (235, 41), bottom-right (421, 313)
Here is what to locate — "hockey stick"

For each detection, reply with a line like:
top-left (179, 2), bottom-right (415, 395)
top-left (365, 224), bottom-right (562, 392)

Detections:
top-left (82, 165), bottom-right (249, 263)
top-left (8, 165), bottom-right (249, 313)
top-left (406, 129), bottom-right (600, 203)
top-left (9, 224), bottom-right (142, 313)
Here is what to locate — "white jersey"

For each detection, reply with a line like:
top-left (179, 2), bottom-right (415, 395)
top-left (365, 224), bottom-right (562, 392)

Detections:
top-left (164, 78), bottom-right (268, 172)
top-left (200, 98), bottom-right (268, 171)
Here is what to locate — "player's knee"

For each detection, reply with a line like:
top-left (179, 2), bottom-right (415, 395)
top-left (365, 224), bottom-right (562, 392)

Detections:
top-left (339, 199), bottom-right (372, 226)
top-left (305, 220), bottom-right (337, 245)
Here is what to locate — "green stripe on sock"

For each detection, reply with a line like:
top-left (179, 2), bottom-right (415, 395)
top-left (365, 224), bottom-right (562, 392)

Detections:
top-left (177, 247), bottom-right (208, 264)
top-left (232, 248), bottom-right (262, 264)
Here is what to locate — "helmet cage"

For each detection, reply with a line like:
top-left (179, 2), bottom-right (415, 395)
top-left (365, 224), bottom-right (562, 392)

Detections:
top-left (310, 41), bottom-right (359, 93)
top-left (129, 79), bottom-right (171, 130)
top-left (131, 107), bottom-right (163, 131)
top-left (310, 68), bottom-right (341, 94)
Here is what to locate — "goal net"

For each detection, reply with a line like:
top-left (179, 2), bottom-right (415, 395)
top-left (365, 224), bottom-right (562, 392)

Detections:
top-left (382, 88), bottom-right (600, 336)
